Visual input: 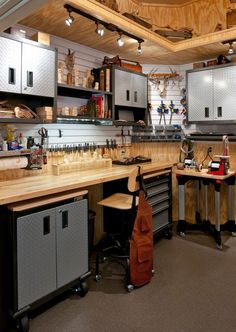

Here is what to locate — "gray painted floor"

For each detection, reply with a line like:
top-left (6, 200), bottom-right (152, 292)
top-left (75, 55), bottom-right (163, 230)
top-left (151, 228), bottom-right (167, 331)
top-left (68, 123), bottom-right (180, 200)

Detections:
top-left (29, 231), bottom-right (236, 332)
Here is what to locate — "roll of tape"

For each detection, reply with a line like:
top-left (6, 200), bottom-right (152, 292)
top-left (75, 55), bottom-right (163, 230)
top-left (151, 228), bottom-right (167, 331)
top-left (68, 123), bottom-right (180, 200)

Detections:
top-left (0, 157), bottom-right (28, 170)
top-left (196, 163), bottom-right (203, 172)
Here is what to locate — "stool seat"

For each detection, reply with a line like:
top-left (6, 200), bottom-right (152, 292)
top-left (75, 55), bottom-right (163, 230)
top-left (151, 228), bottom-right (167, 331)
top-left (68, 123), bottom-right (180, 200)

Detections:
top-left (98, 193), bottom-right (139, 210)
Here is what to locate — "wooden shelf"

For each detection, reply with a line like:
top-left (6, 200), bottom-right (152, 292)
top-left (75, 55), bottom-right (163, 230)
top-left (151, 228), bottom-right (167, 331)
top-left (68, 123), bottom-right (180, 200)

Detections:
top-left (0, 149), bottom-right (31, 158)
top-left (57, 83), bottom-right (112, 97)
top-left (0, 117), bottom-right (42, 124)
top-left (56, 116), bottom-right (113, 125)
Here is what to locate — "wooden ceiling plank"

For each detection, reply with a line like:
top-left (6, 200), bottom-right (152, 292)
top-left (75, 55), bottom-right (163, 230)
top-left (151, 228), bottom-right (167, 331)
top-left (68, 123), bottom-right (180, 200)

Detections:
top-left (133, 0), bottom-right (200, 8)
top-left (18, 0), bottom-right (236, 64)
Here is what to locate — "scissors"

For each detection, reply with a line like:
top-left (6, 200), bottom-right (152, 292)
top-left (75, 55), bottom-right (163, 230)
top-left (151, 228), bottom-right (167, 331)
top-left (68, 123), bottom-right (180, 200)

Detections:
top-left (38, 127), bottom-right (48, 146)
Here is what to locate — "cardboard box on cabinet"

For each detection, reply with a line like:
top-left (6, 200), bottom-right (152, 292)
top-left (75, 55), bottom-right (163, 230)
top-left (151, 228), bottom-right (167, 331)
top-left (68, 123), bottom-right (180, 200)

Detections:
top-left (193, 62), bottom-right (205, 69)
top-left (31, 32), bottom-right (50, 46)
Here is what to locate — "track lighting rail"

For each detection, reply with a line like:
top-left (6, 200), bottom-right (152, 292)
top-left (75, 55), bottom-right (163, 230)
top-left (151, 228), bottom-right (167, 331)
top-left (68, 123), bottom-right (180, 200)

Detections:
top-left (64, 4), bottom-right (144, 45)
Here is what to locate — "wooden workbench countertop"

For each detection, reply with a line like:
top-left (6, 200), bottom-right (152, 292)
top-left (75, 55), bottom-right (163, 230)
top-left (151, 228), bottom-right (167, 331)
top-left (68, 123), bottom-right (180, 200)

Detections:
top-left (0, 162), bottom-right (173, 206)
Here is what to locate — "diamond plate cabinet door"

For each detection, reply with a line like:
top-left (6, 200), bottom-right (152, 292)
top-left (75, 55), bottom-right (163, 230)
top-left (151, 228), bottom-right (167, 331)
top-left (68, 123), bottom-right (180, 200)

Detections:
top-left (0, 36), bottom-right (21, 93)
top-left (187, 69), bottom-right (213, 122)
top-left (187, 64), bottom-right (236, 123)
top-left (114, 69), bottom-right (133, 107)
top-left (21, 43), bottom-right (55, 97)
top-left (55, 199), bottom-right (88, 288)
top-left (16, 208), bottom-right (57, 310)
top-left (213, 66), bottom-right (236, 121)
top-left (114, 68), bottom-right (147, 108)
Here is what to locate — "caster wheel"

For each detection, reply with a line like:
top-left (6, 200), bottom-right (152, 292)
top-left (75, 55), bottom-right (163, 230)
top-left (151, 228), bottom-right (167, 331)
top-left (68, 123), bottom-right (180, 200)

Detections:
top-left (179, 232), bottom-right (186, 238)
top-left (103, 256), bottom-right (108, 263)
top-left (164, 229), bottom-right (173, 240)
top-left (232, 232), bottom-right (236, 237)
top-left (95, 274), bottom-right (102, 282)
top-left (126, 284), bottom-right (134, 292)
top-left (74, 281), bottom-right (88, 297)
top-left (216, 244), bottom-right (223, 250)
top-left (152, 269), bottom-right (155, 276)
top-left (16, 315), bottom-right (29, 332)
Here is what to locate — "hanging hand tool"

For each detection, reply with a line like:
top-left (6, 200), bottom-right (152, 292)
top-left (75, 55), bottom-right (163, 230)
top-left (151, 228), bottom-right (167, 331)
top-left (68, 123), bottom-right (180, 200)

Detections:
top-left (38, 127), bottom-right (48, 146)
top-left (168, 100), bottom-right (179, 125)
top-left (157, 100), bottom-right (168, 125)
top-left (38, 127), bottom-right (48, 164)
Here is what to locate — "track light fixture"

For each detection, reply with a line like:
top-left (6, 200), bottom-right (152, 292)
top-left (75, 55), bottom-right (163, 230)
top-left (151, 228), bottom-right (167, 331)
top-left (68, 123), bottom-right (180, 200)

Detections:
top-left (222, 39), bottom-right (236, 56)
top-left (65, 8), bottom-right (74, 26)
top-left (95, 22), bottom-right (105, 36)
top-left (228, 42), bottom-right (234, 55)
top-left (117, 32), bottom-right (124, 47)
top-left (64, 4), bottom-right (144, 52)
top-left (137, 41), bottom-right (142, 55)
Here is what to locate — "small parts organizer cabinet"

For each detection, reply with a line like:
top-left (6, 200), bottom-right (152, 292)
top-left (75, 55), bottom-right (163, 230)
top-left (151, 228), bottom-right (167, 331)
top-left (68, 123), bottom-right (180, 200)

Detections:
top-left (7, 190), bottom-right (90, 332)
top-left (144, 170), bottom-right (172, 238)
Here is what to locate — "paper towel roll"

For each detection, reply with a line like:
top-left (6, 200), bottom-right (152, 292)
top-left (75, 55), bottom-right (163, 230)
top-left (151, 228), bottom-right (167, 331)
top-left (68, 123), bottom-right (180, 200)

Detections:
top-left (0, 157), bottom-right (28, 170)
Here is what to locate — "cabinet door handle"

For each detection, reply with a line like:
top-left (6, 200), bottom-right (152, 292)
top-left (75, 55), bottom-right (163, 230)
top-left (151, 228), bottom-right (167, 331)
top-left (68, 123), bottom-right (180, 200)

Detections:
top-left (8, 67), bottom-right (15, 85)
top-left (62, 210), bottom-right (68, 229)
top-left (27, 71), bottom-right (33, 87)
top-left (43, 216), bottom-right (50, 235)
top-left (217, 106), bottom-right (222, 117)
top-left (204, 107), bottom-right (209, 118)
top-left (134, 91), bottom-right (137, 103)
top-left (126, 90), bottom-right (130, 101)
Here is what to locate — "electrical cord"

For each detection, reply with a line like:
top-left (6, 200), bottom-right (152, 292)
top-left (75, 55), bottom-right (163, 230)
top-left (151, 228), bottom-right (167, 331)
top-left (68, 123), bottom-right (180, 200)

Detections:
top-left (201, 146), bottom-right (213, 167)
top-left (179, 138), bottom-right (194, 162)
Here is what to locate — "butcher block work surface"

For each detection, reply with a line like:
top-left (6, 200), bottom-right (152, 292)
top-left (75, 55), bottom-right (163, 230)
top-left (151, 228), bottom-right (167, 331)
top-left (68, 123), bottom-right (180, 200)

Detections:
top-left (0, 162), bottom-right (173, 205)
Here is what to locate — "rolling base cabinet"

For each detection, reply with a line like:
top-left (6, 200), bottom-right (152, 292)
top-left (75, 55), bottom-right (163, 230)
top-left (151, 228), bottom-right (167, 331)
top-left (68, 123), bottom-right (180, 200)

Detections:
top-left (143, 170), bottom-right (173, 239)
top-left (5, 192), bottom-right (91, 332)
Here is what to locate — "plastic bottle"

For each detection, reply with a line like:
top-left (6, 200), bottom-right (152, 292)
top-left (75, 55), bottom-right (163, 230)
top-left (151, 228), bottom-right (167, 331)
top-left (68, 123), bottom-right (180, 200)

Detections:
top-left (19, 132), bottom-right (28, 150)
top-left (2, 140), bottom-right (8, 151)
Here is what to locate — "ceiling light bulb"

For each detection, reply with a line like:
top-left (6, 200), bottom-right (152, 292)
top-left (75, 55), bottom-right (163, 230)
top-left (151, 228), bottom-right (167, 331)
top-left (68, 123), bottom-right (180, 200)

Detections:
top-left (95, 23), bottom-right (104, 36)
top-left (228, 42), bottom-right (234, 55)
top-left (117, 34), bottom-right (124, 47)
top-left (137, 42), bottom-right (142, 55)
top-left (99, 27), bottom-right (105, 36)
top-left (65, 14), bottom-right (74, 26)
